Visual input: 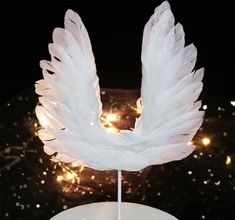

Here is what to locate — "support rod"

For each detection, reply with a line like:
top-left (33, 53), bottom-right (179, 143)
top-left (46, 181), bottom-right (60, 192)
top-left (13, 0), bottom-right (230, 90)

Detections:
top-left (118, 170), bottom-right (122, 220)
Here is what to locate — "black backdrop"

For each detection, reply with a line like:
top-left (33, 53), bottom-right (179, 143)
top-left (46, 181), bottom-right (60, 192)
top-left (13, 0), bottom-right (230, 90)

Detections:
top-left (0, 0), bottom-right (234, 104)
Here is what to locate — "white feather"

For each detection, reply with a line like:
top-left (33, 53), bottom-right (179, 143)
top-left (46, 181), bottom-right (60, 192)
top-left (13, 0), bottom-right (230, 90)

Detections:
top-left (35, 1), bottom-right (204, 171)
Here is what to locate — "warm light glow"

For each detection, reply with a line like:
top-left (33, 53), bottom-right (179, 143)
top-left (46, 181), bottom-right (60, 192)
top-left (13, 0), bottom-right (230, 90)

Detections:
top-left (187, 141), bottom-right (193, 145)
top-left (65, 172), bottom-right (74, 180)
top-left (71, 162), bottom-right (80, 167)
top-left (106, 113), bottom-right (118, 122)
top-left (57, 175), bottom-right (63, 182)
top-left (226, 156), bottom-right (231, 165)
top-left (91, 175), bottom-right (95, 180)
top-left (106, 127), bottom-right (119, 133)
top-left (202, 137), bottom-right (211, 146)
top-left (136, 108), bottom-right (141, 114)
top-left (100, 116), bottom-right (113, 127)
top-left (100, 110), bottom-right (121, 133)
top-left (80, 166), bottom-right (84, 172)
top-left (129, 105), bottom-right (141, 115)
top-left (55, 163), bottom-right (82, 187)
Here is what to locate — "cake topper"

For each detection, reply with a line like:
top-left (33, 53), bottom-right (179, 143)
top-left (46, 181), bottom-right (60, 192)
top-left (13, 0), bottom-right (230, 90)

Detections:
top-left (35, 1), bottom-right (204, 172)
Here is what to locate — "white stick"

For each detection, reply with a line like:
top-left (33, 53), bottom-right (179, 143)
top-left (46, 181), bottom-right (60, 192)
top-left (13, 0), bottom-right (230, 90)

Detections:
top-left (118, 170), bottom-right (122, 220)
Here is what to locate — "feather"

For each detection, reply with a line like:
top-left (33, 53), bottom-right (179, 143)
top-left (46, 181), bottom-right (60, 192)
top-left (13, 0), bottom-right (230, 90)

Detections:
top-left (134, 1), bottom-right (204, 157)
top-left (35, 1), bottom-right (204, 171)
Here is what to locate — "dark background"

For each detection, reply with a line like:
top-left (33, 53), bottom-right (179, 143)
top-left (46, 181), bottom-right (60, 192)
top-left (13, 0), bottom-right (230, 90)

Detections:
top-left (0, 0), bottom-right (234, 105)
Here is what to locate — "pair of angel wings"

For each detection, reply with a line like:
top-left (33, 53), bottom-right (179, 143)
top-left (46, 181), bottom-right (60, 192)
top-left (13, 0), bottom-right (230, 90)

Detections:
top-left (35, 1), bottom-right (204, 171)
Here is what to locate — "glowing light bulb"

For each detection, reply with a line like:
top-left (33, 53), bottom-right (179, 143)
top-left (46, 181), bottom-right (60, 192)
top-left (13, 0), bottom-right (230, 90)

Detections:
top-left (202, 137), bottom-right (211, 146)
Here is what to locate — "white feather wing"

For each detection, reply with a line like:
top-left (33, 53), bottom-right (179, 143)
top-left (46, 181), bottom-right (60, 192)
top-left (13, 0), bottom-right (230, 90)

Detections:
top-left (35, 2), bottom-right (204, 171)
top-left (35, 10), bottom-right (103, 161)
top-left (35, 9), bottom-right (149, 170)
top-left (133, 1), bottom-right (204, 164)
